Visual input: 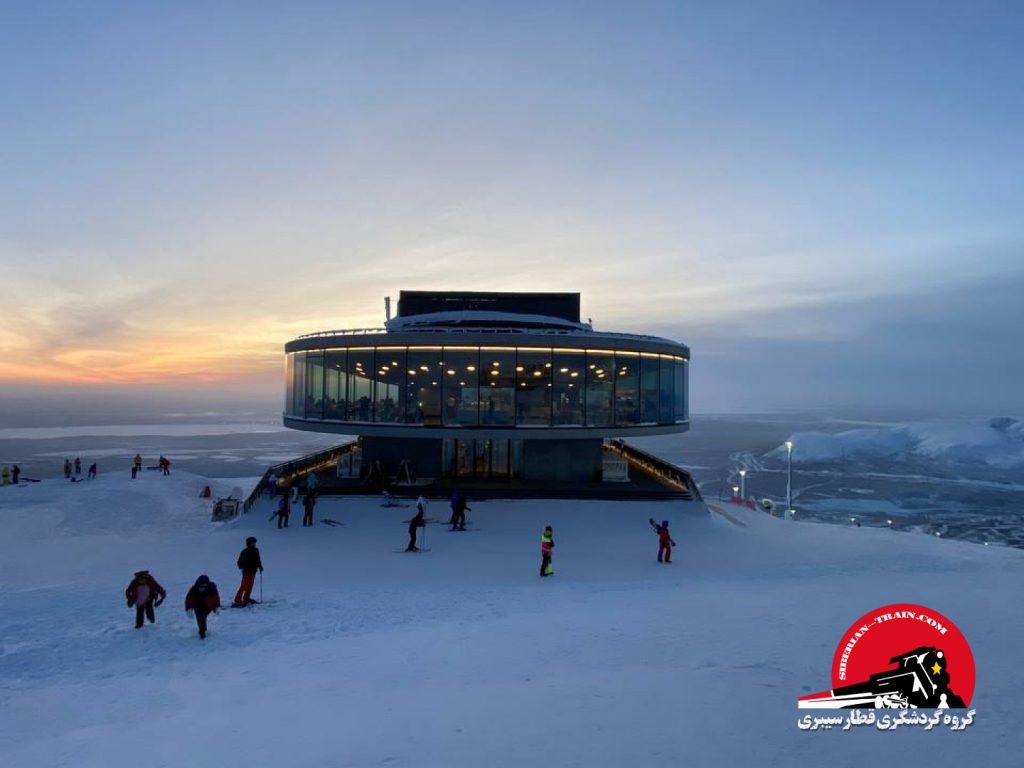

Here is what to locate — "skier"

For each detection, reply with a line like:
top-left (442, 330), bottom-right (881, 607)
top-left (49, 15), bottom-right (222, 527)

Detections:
top-left (64, 459), bottom-right (72, 479)
top-left (125, 570), bottom-right (167, 629)
top-left (540, 526), bottom-right (555, 577)
top-left (74, 457), bottom-right (81, 476)
top-left (185, 575), bottom-right (221, 639)
top-left (406, 502), bottom-right (426, 552)
top-left (1, 466), bottom-right (8, 486)
top-left (449, 492), bottom-right (471, 531)
top-left (159, 456), bottom-right (171, 476)
top-left (653, 519), bottom-right (676, 563)
top-left (87, 463), bottom-right (97, 479)
top-left (275, 492), bottom-right (291, 528)
top-left (11, 464), bottom-right (19, 484)
top-left (302, 490), bottom-right (316, 527)
top-left (234, 536), bottom-right (263, 606)
top-left (133, 453), bottom-right (143, 474)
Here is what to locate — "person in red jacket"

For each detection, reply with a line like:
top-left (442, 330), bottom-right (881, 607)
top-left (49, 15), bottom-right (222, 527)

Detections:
top-left (653, 519), bottom-right (676, 563)
top-left (125, 570), bottom-right (166, 629)
top-left (185, 575), bottom-right (221, 639)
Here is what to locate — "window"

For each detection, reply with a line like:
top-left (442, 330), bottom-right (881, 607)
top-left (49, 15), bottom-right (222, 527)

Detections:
top-left (292, 351), bottom-right (306, 417)
top-left (441, 347), bottom-right (480, 426)
top-left (406, 348), bottom-right (442, 425)
top-left (374, 347), bottom-right (406, 423)
top-left (305, 352), bottom-right (324, 419)
top-left (347, 348), bottom-right (374, 421)
top-left (659, 355), bottom-right (675, 424)
top-left (585, 350), bottom-right (615, 426)
top-left (552, 349), bottom-right (586, 426)
top-left (614, 351), bottom-right (639, 426)
top-left (516, 348), bottom-right (552, 425)
top-left (481, 348), bottom-right (516, 426)
top-left (324, 350), bottom-right (348, 420)
top-left (285, 353), bottom-right (295, 416)
top-left (639, 353), bottom-right (660, 424)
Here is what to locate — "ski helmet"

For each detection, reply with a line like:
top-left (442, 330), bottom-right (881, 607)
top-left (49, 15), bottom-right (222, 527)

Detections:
top-left (246, 536), bottom-right (257, 545)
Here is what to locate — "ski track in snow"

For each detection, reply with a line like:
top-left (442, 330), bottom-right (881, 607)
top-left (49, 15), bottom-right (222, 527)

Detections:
top-left (0, 472), bottom-right (1021, 767)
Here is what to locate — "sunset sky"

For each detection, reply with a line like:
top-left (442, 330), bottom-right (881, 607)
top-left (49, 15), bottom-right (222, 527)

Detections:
top-left (2, 1), bottom-right (1022, 416)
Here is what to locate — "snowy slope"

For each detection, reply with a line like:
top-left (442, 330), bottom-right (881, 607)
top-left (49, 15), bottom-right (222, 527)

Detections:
top-left (0, 472), bottom-right (1020, 767)
top-left (767, 417), bottom-right (1024, 468)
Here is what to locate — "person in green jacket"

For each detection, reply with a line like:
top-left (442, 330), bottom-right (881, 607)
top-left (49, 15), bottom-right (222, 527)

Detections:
top-left (540, 526), bottom-right (554, 577)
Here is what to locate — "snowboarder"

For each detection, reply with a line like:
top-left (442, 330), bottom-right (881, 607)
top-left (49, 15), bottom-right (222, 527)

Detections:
top-left (185, 575), bottom-right (221, 639)
top-left (275, 493), bottom-right (291, 528)
top-left (652, 519), bottom-right (676, 563)
top-left (87, 463), bottom-right (97, 479)
top-left (234, 536), bottom-right (263, 606)
top-left (125, 570), bottom-right (166, 629)
top-left (74, 457), bottom-right (81, 476)
top-left (540, 526), bottom-right (555, 577)
top-left (302, 490), bottom-right (316, 527)
top-left (406, 502), bottom-right (426, 552)
top-left (11, 464), bottom-right (19, 484)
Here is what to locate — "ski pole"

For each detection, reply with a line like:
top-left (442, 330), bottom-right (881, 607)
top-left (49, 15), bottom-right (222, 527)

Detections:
top-left (422, 517), bottom-right (427, 553)
top-left (259, 571), bottom-right (264, 603)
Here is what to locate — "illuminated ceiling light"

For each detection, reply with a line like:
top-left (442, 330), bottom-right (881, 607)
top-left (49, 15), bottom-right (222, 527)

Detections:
top-left (559, 367), bottom-right (569, 373)
top-left (431, 381), bottom-right (437, 386)
top-left (520, 382), bottom-right (526, 387)
top-left (420, 365), bottom-right (429, 371)
top-left (459, 381), bottom-right (466, 386)
top-left (595, 369), bottom-right (604, 375)
top-left (381, 365), bottom-right (390, 370)
top-left (447, 370), bottom-right (456, 376)
top-left (466, 366), bottom-right (476, 371)
top-left (568, 383), bottom-right (574, 388)
top-left (515, 366), bottom-right (524, 372)
top-left (589, 364), bottom-right (596, 369)
top-left (408, 370), bottom-right (416, 375)
top-left (490, 370), bottom-right (499, 377)
top-left (492, 361), bottom-right (500, 366)
top-left (570, 372), bottom-right (579, 378)
top-left (547, 383), bottom-right (552, 387)
top-left (545, 363), bottom-right (551, 368)
top-left (533, 371), bottom-right (541, 377)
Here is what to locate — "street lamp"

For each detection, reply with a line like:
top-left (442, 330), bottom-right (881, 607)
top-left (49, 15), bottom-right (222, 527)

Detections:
top-left (739, 468), bottom-right (747, 499)
top-left (785, 440), bottom-right (794, 518)
top-left (732, 485), bottom-right (739, 498)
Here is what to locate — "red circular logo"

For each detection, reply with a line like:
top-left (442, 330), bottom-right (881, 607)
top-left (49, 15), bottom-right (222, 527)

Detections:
top-left (827, 603), bottom-right (974, 708)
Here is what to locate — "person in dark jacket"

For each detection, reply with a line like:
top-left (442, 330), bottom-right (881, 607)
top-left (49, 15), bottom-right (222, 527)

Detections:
top-left (276, 493), bottom-right (291, 528)
top-left (185, 575), bottom-right (221, 639)
top-left (234, 536), bottom-right (263, 606)
top-left (125, 570), bottom-right (167, 628)
top-left (12, 464), bottom-right (20, 484)
top-left (406, 504), bottom-right (426, 552)
top-left (302, 491), bottom-right (316, 527)
top-left (450, 492), bottom-right (470, 531)
top-left (87, 463), bottom-right (96, 479)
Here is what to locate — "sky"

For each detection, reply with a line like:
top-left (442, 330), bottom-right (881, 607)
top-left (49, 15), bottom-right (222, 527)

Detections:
top-left (1, 0), bottom-right (1022, 419)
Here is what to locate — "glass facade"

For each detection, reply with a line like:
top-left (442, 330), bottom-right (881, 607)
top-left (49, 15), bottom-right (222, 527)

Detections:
top-left (285, 344), bottom-right (688, 428)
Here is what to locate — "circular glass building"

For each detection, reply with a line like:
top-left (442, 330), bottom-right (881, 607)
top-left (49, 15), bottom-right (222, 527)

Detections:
top-left (284, 291), bottom-right (689, 483)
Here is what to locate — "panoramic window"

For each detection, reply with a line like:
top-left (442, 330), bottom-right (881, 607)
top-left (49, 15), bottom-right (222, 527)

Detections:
top-left (374, 347), bottom-right (406, 424)
top-left (481, 348), bottom-right (516, 426)
top-left (639, 353), bottom-right (660, 424)
top-left (324, 349), bottom-right (348, 420)
top-left (585, 350), bottom-right (615, 426)
top-left (406, 347), bottom-right (442, 425)
top-left (442, 347), bottom-right (480, 426)
top-left (516, 348), bottom-right (552, 425)
top-left (552, 348), bottom-right (586, 426)
top-left (614, 351), bottom-right (639, 426)
top-left (347, 348), bottom-right (374, 421)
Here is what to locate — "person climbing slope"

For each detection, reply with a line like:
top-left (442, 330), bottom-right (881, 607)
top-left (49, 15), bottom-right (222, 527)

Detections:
top-left (125, 570), bottom-right (167, 629)
top-left (185, 574), bottom-right (221, 639)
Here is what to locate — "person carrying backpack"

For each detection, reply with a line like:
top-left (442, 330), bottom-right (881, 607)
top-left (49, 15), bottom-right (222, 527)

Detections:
top-left (185, 575), bottom-right (221, 639)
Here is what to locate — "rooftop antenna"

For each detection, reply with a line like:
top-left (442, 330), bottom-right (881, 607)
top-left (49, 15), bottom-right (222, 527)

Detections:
top-left (384, 296), bottom-right (392, 322)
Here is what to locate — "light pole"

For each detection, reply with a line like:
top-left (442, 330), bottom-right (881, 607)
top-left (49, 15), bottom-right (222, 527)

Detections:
top-left (732, 485), bottom-right (739, 499)
top-left (785, 440), bottom-right (793, 519)
top-left (739, 468), bottom-right (747, 500)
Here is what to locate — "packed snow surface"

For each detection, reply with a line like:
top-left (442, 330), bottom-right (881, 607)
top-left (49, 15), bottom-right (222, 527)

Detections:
top-left (0, 471), bottom-right (1020, 767)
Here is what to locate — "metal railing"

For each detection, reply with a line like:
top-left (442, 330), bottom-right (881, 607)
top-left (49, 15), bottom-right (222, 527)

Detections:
top-left (605, 439), bottom-right (702, 500)
top-left (241, 439), bottom-right (361, 515)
